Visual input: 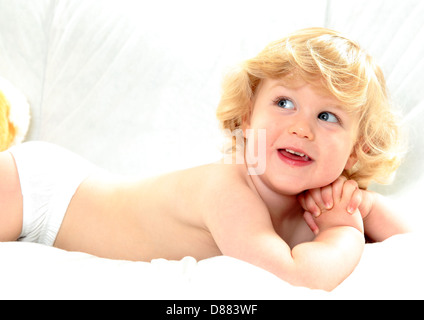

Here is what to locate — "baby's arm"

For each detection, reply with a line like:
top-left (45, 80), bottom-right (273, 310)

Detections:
top-left (206, 180), bottom-right (364, 291)
top-left (360, 192), bottom-right (412, 242)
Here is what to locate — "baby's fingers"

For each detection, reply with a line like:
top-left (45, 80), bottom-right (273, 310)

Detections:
top-left (320, 184), bottom-right (333, 211)
top-left (341, 179), bottom-right (361, 214)
top-left (347, 188), bottom-right (362, 215)
top-left (303, 211), bottom-right (319, 236)
top-left (305, 188), bottom-right (329, 217)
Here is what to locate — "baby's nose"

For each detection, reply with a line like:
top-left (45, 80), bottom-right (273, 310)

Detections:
top-left (288, 120), bottom-right (315, 140)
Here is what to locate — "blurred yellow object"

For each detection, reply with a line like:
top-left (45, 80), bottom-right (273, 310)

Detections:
top-left (0, 77), bottom-right (30, 151)
top-left (0, 90), bottom-right (16, 151)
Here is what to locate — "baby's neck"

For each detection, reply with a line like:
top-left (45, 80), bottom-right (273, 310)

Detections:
top-left (247, 173), bottom-right (302, 220)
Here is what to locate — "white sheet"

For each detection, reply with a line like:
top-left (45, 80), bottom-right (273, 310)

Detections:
top-left (0, 0), bottom-right (423, 299)
top-left (0, 233), bottom-right (422, 300)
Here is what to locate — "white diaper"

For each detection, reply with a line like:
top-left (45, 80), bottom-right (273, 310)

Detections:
top-left (9, 141), bottom-right (97, 246)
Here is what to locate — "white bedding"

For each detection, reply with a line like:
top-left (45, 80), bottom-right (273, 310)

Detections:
top-left (1, 233), bottom-right (422, 300)
top-left (0, 0), bottom-right (423, 299)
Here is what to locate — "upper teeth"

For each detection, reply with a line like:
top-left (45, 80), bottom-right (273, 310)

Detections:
top-left (286, 149), bottom-right (305, 157)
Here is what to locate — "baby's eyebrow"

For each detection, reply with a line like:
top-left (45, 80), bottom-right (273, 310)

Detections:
top-left (327, 104), bottom-right (345, 110)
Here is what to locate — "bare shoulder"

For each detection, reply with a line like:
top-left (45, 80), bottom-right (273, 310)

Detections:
top-left (0, 151), bottom-right (23, 240)
top-left (199, 163), bottom-right (279, 254)
top-left (200, 162), bottom-right (267, 215)
top-left (168, 162), bottom-right (266, 225)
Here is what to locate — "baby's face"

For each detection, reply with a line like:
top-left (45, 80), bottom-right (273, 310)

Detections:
top-left (244, 78), bottom-right (359, 195)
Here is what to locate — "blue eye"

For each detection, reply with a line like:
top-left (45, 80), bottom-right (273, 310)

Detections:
top-left (318, 112), bottom-right (339, 123)
top-left (277, 98), bottom-right (295, 109)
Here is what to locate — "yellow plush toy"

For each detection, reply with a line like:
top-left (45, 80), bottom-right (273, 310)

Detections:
top-left (0, 77), bottom-right (30, 151)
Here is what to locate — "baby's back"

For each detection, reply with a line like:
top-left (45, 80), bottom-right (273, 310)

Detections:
top-left (54, 164), bottom-right (228, 261)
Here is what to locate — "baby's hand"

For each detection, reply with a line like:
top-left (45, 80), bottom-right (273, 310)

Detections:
top-left (298, 177), bottom-right (365, 235)
top-left (298, 177), bottom-right (361, 218)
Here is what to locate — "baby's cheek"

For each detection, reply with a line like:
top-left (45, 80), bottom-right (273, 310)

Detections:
top-left (314, 164), bottom-right (346, 188)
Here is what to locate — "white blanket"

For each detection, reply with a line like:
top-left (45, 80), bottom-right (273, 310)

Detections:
top-left (0, 233), bottom-right (422, 300)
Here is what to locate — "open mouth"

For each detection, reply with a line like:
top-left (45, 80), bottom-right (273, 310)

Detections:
top-left (278, 148), bottom-right (313, 163)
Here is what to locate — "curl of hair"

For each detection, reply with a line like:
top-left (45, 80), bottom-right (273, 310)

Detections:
top-left (216, 28), bottom-right (406, 188)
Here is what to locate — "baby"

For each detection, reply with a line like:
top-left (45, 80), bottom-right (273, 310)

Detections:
top-left (0, 28), bottom-right (411, 291)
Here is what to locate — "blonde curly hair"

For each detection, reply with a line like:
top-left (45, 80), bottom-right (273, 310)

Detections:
top-left (216, 27), bottom-right (405, 189)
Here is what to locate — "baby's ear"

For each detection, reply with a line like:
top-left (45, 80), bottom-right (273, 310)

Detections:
top-left (345, 152), bottom-right (358, 170)
top-left (241, 100), bottom-right (253, 138)
top-left (345, 143), bottom-right (359, 170)
top-left (345, 141), bottom-right (370, 170)
top-left (241, 117), bottom-right (249, 139)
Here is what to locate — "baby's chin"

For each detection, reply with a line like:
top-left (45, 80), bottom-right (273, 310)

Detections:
top-left (278, 179), bottom-right (337, 196)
